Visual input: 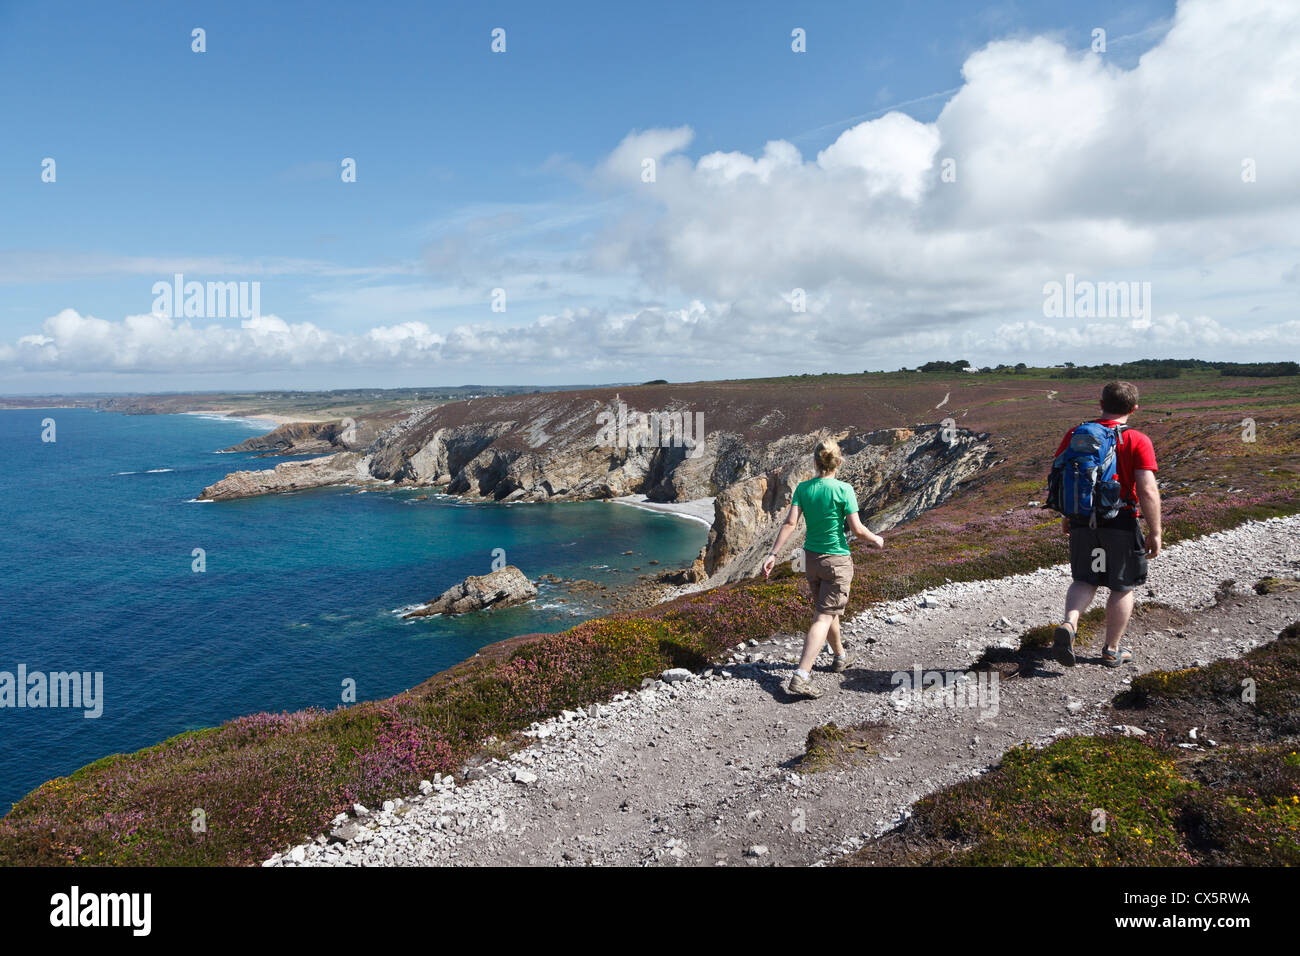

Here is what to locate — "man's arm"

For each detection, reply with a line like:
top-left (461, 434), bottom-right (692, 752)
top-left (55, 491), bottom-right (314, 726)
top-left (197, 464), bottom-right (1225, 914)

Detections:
top-left (847, 512), bottom-right (885, 549)
top-left (1136, 468), bottom-right (1161, 558)
top-left (762, 505), bottom-right (802, 578)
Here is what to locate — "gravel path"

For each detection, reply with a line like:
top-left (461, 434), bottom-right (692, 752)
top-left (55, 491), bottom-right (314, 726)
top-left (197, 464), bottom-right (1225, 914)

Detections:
top-left (268, 515), bottom-right (1300, 867)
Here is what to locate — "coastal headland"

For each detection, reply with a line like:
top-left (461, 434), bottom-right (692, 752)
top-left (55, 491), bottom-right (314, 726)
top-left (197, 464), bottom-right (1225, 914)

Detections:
top-left (2, 363), bottom-right (1297, 866)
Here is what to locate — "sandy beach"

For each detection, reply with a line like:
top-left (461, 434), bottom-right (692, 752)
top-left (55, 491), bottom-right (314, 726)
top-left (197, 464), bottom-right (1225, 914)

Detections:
top-left (182, 408), bottom-right (335, 427)
top-left (611, 494), bottom-right (715, 527)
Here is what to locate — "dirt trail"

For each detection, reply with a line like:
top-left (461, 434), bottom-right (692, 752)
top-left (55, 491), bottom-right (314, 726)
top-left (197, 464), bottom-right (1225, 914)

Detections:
top-left (271, 516), bottom-right (1300, 867)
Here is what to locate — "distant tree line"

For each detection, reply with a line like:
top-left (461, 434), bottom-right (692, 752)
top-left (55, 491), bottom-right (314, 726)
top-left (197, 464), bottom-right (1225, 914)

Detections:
top-left (901, 358), bottom-right (1298, 378)
top-left (1057, 359), bottom-right (1299, 379)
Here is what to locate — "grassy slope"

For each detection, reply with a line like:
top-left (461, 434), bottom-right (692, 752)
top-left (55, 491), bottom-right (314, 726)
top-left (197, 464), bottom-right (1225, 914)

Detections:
top-left (2, 371), bottom-right (1297, 866)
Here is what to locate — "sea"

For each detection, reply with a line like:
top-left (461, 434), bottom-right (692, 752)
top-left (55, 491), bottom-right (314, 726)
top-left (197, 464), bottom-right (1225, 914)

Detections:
top-left (0, 407), bottom-right (707, 810)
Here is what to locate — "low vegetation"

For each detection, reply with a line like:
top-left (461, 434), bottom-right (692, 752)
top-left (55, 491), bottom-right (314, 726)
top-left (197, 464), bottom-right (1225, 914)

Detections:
top-left (798, 722), bottom-right (888, 773)
top-left (1019, 608), bottom-right (1106, 651)
top-left (3, 368), bottom-right (1298, 865)
top-left (1116, 621), bottom-right (1300, 738)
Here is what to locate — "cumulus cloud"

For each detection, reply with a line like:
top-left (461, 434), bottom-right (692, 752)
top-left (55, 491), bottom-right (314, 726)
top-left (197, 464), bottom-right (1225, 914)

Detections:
top-left (596, 0), bottom-right (1300, 325)
top-left (0, 305), bottom-right (729, 375)
top-left (4, 310), bottom-right (368, 373)
top-left (987, 314), bottom-right (1300, 353)
top-left (815, 111), bottom-right (941, 201)
top-left (5, 297), bottom-right (1291, 381)
top-left (3, 0), bottom-right (1297, 380)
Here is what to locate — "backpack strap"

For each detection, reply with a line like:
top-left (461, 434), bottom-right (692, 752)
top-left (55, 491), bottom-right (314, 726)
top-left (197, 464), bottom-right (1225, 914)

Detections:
top-left (1110, 423), bottom-right (1131, 456)
top-left (1112, 425), bottom-right (1138, 511)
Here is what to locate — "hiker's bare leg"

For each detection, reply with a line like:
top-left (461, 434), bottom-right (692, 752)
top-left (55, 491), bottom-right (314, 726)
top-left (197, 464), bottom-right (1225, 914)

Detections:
top-left (798, 613), bottom-right (835, 673)
top-left (827, 615), bottom-right (845, 657)
top-left (1104, 588), bottom-right (1136, 650)
top-left (1064, 581), bottom-right (1097, 629)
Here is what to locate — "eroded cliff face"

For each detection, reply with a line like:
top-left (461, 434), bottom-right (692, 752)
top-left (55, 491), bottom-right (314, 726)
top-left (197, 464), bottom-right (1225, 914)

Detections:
top-left (361, 400), bottom-right (746, 502)
top-left (196, 392), bottom-right (991, 584)
top-left (700, 425), bottom-right (991, 584)
top-left (221, 421), bottom-right (347, 456)
top-left (219, 417), bottom-right (392, 456)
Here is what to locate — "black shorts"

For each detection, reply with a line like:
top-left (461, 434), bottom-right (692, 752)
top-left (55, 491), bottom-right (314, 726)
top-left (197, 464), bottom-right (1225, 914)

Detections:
top-left (1068, 516), bottom-right (1148, 591)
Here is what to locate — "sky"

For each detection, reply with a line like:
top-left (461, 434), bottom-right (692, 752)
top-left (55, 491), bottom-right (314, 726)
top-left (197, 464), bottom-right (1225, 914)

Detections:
top-left (0, 0), bottom-right (1296, 393)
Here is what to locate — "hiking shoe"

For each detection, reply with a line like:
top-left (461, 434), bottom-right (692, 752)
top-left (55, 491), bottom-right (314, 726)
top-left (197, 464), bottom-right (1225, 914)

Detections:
top-left (1053, 623), bottom-right (1077, 667)
top-left (787, 673), bottom-right (823, 699)
top-left (1101, 646), bottom-right (1133, 668)
top-left (831, 651), bottom-right (855, 673)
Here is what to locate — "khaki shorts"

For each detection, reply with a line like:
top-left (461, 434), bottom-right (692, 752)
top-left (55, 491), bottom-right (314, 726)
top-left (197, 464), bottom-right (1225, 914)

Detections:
top-left (804, 550), bottom-right (854, 616)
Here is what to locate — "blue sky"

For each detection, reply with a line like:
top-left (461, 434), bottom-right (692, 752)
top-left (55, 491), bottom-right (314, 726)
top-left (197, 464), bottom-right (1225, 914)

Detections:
top-left (3, 0), bottom-right (1296, 392)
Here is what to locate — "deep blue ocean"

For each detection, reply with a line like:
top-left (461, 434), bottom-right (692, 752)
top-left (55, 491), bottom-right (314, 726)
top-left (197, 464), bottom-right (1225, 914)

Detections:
top-left (0, 408), bottom-right (707, 810)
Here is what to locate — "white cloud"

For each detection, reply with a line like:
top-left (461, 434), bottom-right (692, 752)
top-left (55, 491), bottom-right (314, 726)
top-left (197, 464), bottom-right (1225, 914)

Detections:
top-left (988, 313), bottom-right (1300, 353)
top-left (596, 126), bottom-right (695, 186)
top-left (5, 297), bottom-right (1293, 381)
top-left (596, 0), bottom-right (1300, 326)
top-left (815, 111), bottom-right (941, 201)
top-left (3, 0), bottom-right (1298, 381)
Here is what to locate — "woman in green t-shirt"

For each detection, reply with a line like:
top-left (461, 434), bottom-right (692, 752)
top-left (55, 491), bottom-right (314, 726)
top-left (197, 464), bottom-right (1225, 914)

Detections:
top-left (763, 439), bottom-right (884, 699)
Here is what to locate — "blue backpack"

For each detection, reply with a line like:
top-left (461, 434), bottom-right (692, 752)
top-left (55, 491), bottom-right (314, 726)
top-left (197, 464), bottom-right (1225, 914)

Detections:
top-left (1047, 422), bottom-right (1129, 525)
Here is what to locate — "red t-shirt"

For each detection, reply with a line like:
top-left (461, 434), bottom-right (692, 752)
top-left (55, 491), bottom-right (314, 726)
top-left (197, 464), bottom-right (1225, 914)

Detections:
top-left (1054, 419), bottom-right (1158, 516)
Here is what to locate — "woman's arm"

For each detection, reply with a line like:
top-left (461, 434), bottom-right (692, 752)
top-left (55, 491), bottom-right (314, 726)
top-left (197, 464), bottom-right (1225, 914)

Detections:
top-left (761, 505), bottom-right (802, 578)
top-left (847, 512), bottom-right (885, 549)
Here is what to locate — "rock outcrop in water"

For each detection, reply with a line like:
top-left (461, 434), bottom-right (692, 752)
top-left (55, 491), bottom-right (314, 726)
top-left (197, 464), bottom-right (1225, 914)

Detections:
top-left (196, 385), bottom-right (992, 581)
top-left (404, 566), bottom-right (538, 617)
top-left (199, 452), bottom-right (376, 501)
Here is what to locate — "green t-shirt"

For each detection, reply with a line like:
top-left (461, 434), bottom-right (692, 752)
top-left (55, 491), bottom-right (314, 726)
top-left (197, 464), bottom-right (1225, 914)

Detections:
top-left (792, 477), bottom-right (859, 555)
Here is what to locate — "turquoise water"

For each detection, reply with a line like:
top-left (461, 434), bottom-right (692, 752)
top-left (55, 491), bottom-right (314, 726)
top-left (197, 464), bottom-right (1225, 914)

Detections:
top-left (0, 408), bottom-right (707, 810)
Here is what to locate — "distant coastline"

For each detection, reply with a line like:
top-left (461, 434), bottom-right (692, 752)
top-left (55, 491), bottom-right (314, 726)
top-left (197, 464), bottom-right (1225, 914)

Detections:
top-left (181, 408), bottom-right (333, 427)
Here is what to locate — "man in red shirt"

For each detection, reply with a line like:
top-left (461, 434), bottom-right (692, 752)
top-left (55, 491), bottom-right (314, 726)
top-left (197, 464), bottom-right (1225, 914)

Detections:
top-left (1052, 381), bottom-right (1162, 668)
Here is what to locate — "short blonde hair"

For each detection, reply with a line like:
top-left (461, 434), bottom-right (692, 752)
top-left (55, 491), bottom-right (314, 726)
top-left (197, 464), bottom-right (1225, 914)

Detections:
top-left (814, 438), bottom-right (843, 475)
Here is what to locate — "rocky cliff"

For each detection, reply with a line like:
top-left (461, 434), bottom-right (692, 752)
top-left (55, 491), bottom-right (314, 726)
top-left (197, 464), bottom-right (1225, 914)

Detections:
top-left (197, 385), bottom-right (992, 582)
top-left (200, 452), bottom-right (376, 500)
top-left (219, 416), bottom-right (394, 456)
top-left (701, 425), bottom-right (990, 584)
top-left (220, 421), bottom-right (348, 456)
